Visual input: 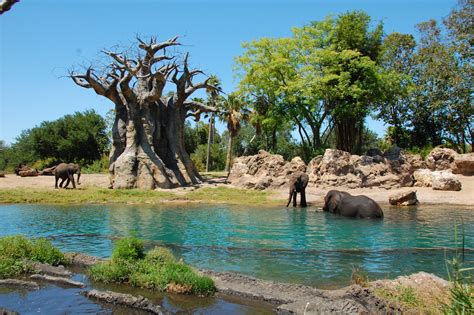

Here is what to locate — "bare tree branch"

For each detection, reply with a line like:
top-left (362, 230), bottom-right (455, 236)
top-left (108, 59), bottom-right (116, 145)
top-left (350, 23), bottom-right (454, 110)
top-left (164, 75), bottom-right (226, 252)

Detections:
top-left (0, 0), bottom-right (19, 15)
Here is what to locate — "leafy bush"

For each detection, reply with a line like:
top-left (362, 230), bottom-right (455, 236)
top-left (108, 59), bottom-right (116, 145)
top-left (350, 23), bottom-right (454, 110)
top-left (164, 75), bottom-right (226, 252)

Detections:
top-left (111, 237), bottom-right (145, 262)
top-left (82, 154), bottom-right (109, 174)
top-left (0, 235), bottom-right (66, 278)
top-left (89, 242), bottom-right (215, 295)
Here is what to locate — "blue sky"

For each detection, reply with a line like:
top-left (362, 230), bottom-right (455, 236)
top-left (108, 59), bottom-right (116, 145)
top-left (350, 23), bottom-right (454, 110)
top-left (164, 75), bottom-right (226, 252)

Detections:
top-left (1, 0), bottom-right (458, 144)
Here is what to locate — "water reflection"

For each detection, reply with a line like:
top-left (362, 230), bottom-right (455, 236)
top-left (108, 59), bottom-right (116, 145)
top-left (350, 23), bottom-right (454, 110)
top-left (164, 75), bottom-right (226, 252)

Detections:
top-left (0, 204), bottom-right (472, 288)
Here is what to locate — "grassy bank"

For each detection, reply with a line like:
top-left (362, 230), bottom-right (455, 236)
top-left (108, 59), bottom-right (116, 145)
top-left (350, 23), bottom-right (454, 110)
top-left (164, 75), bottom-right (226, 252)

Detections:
top-left (0, 235), bottom-right (66, 278)
top-left (0, 186), bottom-right (281, 206)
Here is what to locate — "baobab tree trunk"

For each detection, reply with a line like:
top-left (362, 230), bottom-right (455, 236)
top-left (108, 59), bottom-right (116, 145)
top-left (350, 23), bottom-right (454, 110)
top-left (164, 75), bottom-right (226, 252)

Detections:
top-left (71, 36), bottom-right (217, 189)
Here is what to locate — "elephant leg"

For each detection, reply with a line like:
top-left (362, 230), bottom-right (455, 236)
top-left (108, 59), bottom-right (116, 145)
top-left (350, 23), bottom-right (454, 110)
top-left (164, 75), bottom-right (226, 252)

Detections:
top-left (55, 176), bottom-right (59, 189)
top-left (64, 178), bottom-right (70, 188)
top-left (300, 188), bottom-right (307, 207)
top-left (70, 174), bottom-right (76, 189)
top-left (59, 178), bottom-right (66, 188)
top-left (293, 191), bottom-right (297, 207)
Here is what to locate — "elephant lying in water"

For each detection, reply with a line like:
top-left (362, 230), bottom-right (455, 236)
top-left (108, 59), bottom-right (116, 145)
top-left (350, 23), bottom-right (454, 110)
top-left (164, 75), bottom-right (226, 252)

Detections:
top-left (55, 163), bottom-right (81, 189)
top-left (322, 190), bottom-right (384, 219)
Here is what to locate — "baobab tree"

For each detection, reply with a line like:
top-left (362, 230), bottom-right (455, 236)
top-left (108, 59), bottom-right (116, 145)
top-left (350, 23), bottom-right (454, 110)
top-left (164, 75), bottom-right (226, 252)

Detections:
top-left (71, 36), bottom-right (218, 189)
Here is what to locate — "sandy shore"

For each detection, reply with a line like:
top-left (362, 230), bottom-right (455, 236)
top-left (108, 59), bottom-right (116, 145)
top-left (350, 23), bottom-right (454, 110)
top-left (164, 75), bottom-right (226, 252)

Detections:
top-left (0, 173), bottom-right (473, 206)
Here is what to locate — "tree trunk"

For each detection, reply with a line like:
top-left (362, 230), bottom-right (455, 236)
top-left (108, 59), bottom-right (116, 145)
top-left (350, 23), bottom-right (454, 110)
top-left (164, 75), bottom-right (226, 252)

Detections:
top-left (206, 114), bottom-right (214, 172)
top-left (225, 134), bottom-right (234, 172)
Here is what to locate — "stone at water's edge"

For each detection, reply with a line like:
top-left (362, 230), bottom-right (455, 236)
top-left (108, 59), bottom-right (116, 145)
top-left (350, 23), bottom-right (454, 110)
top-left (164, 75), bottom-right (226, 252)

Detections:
top-left (0, 308), bottom-right (19, 315)
top-left (30, 261), bottom-right (72, 277)
top-left (0, 279), bottom-right (40, 291)
top-left (83, 289), bottom-right (169, 315)
top-left (30, 274), bottom-right (86, 288)
top-left (389, 190), bottom-right (418, 206)
top-left (65, 252), bottom-right (104, 267)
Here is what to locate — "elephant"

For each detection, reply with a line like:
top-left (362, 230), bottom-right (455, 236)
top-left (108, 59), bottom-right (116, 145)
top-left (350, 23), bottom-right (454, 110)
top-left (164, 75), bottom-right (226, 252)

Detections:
top-left (286, 171), bottom-right (309, 207)
top-left (322, 190), bottom-right (384, 218)
top-left (55, 163), bottom-right (81, 189)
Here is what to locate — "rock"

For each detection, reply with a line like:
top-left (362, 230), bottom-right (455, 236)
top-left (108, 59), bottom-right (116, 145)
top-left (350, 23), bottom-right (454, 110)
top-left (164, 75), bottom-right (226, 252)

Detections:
top-left (0, 308), bottom-right (19, 315)
top-left (389, 190), bottom-right (418, 206)
top-left (384, 146), bottom-right (403, 161)
top-left (431, 171), bottom-right (462, 191)
top-left (426, 148), bottom-right (457, 171)
top-left (30, 262), bottom-right (72, 277)
top-left (413, 169), bottom-right (433, 187)
top-left (0, 279), bottom-right (40, 290)
top-left (30, 274), bottom-right (86, 288)
top-left (0, 172), bottom-right (5, 178)
top-left (18, 169), bottom-right (39, 177)
top-left (452, 153), bottom-right (474, 175)
top-left (405, 154), bottom-right (427, 170)
top-left (227, 150), bottom-right (306, 190)
top-left (83, 289), bottom-right (168, 314)
top-left (366, 148), bottom-right (383, 157)
top-left (65, 252), bottom-right (103, 267)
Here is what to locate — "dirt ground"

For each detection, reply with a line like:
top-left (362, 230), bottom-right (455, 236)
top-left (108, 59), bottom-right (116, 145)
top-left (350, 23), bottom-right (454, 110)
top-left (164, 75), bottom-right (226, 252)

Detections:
top-left (0, 173), bottom-right (473, 206)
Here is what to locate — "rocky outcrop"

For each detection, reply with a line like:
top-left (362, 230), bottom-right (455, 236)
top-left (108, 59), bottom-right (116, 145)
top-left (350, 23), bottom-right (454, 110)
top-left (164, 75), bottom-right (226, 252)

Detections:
top-left (18, 169), bottom-right (39, 177)
top-left (389, 190), bottom-right (418, 206)
top-left (413, 169), bottom-right (433, 187)
top-left (308, 149), bottom-right (413, 189)
top-left (30, 262), bottom-right (72, 277)
top-left (227, 150), bottom-right (306, 190)
top-left (426, 148), bottom-right (457, 171)
top-left (83, 290), bottom-right (169, 314)
top-left (452, 153), bottom-right (474, 175)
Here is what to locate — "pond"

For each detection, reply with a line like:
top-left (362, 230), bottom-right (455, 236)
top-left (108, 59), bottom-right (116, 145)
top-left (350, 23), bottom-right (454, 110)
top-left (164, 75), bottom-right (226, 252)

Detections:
top-left (0, 203), bottom-right (472, 289)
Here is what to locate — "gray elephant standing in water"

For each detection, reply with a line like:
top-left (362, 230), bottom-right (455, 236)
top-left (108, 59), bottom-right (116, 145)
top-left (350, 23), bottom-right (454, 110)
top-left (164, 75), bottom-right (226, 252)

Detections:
top-left (55, 163), bottom-right (81, 189)
top-left (286, 171), bottom-right (309, 207)
top-left (322, 190), bottom-right (383, 218)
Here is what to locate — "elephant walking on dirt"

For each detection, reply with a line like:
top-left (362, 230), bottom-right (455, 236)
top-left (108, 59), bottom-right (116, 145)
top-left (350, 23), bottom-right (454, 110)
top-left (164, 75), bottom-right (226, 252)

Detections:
top-left (322, 190), bottom-right (383, 218)
top-left (55, 163), bottom-right (81, 189)
top-left (286, 171), bottom-right (309, 207)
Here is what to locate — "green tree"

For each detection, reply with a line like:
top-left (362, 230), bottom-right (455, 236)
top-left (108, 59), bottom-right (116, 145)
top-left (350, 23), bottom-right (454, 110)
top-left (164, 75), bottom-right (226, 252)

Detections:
top-left (236, 11), bottom-right (387, 155)
top-left (3, 110), bottom-right (109, 169)
top-left (377, 33), bottom-right (416, 148)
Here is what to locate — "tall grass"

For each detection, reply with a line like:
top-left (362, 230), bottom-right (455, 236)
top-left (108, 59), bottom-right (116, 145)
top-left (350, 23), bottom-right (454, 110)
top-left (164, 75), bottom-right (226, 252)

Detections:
top-left (442, 219), bottom-right (473, 314)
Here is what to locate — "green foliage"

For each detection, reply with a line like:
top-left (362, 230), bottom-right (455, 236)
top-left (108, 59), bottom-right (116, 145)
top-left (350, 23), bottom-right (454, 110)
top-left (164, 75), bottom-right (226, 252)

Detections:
top-left (375, 286), bottom-right (423, 309)
top-left (82, 154), bottom-right (109, 174)
top-left (406, 145), bottom-right (434, 160)
top-left (90, 242), bottom-right (215, 295)
top-left (0, 110), bottom-right (110, 171)
top-left (112, 237), bottom-right (145, 262)
top-left (443, 257), bottom-right (474, 314)
top-left (191, 143), bottom-right (226, 172)
top-left (0, 235), bottom-right (66, 278)
top-left (351, 265), bottom-right (369, 287)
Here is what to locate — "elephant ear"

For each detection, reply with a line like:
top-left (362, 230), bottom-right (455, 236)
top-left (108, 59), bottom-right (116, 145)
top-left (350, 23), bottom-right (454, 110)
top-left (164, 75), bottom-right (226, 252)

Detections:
top-left (326, 191), bottom-right (341, 213)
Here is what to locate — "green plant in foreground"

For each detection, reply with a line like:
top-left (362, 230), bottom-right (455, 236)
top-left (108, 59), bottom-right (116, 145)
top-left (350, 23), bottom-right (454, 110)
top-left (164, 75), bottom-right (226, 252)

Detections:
top-left (0, 235), bottom-right (66, 278)
top-left (89, 237), bottom-right (215, 295)
top-left (442, 257), bottom-right (474, 314)
top-left (374, 285), bottom-right (423, 309)
top-left (351, 265), bottom-right (369, 287)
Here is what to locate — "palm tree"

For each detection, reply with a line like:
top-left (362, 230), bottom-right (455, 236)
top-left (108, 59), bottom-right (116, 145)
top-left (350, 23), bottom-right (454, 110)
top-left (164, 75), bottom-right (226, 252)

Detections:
top-left (220, 93), bottom-right (247, 172)
top-left (205, 76), bottom-right (222, 172)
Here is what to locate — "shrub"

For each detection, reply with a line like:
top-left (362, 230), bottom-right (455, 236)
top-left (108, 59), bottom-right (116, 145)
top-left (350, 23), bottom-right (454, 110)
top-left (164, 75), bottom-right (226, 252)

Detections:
top-left (111, 236), bottom-right (145, 262)
top-left (89, 242), bottom-right (216, 295)
top-left (0, 235), bottom-right (66, 278)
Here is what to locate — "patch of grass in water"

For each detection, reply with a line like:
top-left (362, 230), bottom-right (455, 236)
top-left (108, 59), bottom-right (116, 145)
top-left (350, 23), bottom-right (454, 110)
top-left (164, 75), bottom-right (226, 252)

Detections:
top-left (0, 235), bottom-right (66, 278)
top-left (89, 237), bottom-right (215, 295)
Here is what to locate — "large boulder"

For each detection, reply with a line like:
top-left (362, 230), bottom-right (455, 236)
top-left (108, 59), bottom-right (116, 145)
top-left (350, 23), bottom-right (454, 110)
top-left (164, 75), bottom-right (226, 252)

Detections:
top-left (431, 171), bottom-right (462, 191)
top-left (413, 169), bottom-right (433, 187)
top-left (426, 148), bottom-right (457, 171)
top-left (227, 150), bottom-right (306, 190)
top-left (452, 153), bottom-right (474, 175)
top-left (389, 190), bottom-right (418, 206)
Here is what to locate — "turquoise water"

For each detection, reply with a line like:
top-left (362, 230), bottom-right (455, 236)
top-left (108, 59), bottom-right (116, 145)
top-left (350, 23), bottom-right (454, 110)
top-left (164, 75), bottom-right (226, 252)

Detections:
top-left (0, 204), bottom-right (472, 288)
